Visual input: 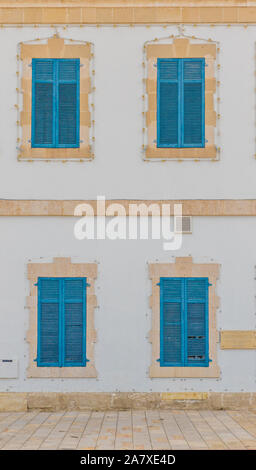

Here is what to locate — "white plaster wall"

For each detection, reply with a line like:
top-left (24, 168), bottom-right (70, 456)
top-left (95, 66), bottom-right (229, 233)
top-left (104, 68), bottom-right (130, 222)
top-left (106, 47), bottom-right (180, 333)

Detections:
top-left (0, 216), bottom-right (255, 392)
top-left (0, 24), bottom-right (254, 198)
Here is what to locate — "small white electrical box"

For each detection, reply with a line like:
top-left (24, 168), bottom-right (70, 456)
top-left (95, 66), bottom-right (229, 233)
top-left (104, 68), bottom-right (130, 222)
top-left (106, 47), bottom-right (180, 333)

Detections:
top-left (0, 358), bottom-right (18, 378)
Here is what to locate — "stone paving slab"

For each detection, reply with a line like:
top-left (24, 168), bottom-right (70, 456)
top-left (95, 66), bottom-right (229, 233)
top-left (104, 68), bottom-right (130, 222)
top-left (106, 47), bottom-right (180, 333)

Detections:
top-left (0, 410), bottom-right (255, 450)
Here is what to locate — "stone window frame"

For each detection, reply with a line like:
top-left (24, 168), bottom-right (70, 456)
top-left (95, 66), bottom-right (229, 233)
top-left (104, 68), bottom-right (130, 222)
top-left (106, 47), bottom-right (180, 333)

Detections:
top-left (19, 35), bottom-right (94, 161)
top-left (149, 257), bottom-right (220, 378)
top-left (144, 36), bottom-right (218, 161)
top-left (26, 257), bottom-right (97, 378)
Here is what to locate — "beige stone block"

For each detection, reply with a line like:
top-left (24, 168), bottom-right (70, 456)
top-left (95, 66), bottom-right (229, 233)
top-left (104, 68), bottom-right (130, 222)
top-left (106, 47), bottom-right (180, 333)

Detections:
top-left (199, 7), bottom-right (223, 23)
top-left (42, 8), bottom-right (67, 24)
top-left (80, 109), bottom-right (90, 126)
top-left (80, 91), bottom-right (89, 108)
top-left (156, 8), bottom-right (182, 23)
top-left (146, 145), bottom-right (217, 160)
top-left (23, 7), bottom-right (43, 24)
top-left (147, 128), bottom-right (156, 148)
top-left (222, 393), bottom-right (252, 410)
top-left (150, 364), bottom-right (220, 378)
top-left (176, 256), bottom-right (193, 265)
top-left (146, 110), bottom-right (156, 126)
top-left (147, 44), bottom-right (174, 59)
top-left (161, 392), bottom-right (208, 401)
top-left (205, 78), bottom-right (216, 93)
top-left (21, 44), bottom-right (48, 60)
top-left (20, 146), bottom-right (93, 161)
top-left (82, 7), bottom-right (97, 24)
top-left (205, 60), bottom-right (215, 79)
top-left (113, 8), bottom-right (133, 24)
top-left (129, 393), bottom-right (160, 410)
top-left (0, 8), bottom-right (24, 23)
top-left (96, 7), bottom-right (113, 23)
top-left (206, 92), bottom-right (214, 111)
top-left (160, 399), bottom-right (210, 410)
top-left (148, 93), bottom-right (157, 111)
top-left (208, 392), bottom-right (223, 410)
top-left (65, 44), bottom-right (91, 59)
top-left (147, 59), bottom-right (157, 81)
top-left (250, 393), bottom-right (256, 410)
top-left (173, 38), bottom-right (190, 57)
top-left (134, 7), bottom-right (157, 23)
top-left (47, 37), bottom-right (65, 56)
top-left (205, 124), bottom-right (216, 145)
top-left (206, 110), bottom-right (216, 126)
top-left (0, 393), bottom-right (27, 412)
top-left (111, 393), bottom-right (133, 410)
top-left (223, 7), bottom-right (238, 23)
top-left (182, 7), bottom-right (201, 23)
top-left (238, 7), bottom-right (256, 23)
top-left (27, 392), bottom-right (61, 411)
top-left (189, 44), bottom-right (216, 59)
top-left (20, 111), bottom-right (30, 126)
top-left (221, 331), bottom-right (256, 349)
top-left (67, 7), bottom-right (83, 24)
top-left (146, 80), bottom-right (156, 94)
top-left (61, 393), bottom-right (111, 411)
top-left (205, 126), bottom-right (215, 147)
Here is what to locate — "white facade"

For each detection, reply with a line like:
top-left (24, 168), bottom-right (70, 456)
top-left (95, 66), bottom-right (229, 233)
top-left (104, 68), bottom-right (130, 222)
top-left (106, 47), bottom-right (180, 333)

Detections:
top-left (0, 24), bottom-right (255, 395)
top-left (0, 25), bottom-right (255, 198)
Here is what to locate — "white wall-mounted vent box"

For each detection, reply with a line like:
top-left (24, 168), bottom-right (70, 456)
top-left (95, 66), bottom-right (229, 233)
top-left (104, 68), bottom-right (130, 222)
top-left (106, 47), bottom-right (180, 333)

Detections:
top-left (0, 358), bottom-right (18, 378)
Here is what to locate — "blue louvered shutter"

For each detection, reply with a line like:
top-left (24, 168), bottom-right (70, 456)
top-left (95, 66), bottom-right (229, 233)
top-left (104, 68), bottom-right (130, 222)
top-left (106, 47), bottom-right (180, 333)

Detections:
top-left (37, 278), bottom-right (60, 366)
top-left (32, 59), bottom-right (80, 148)
top-left (57, 59), bottom-right (80, 148)
top-left (159, 277), bottom-right (209, 367)
top-left (37, 277), bottom-right (86, 367)
top-left (157, 59), bottom-right (179, 148)
top-left (185, 278), bottom-right (209, 366)
top-left (63, 278), bottom-right (86, 366)
top-left (32, 59), bottom-right (55, 147)
top-left (182, 59), bottom-right (205, 148)
top-left (157, 58), bottom-right (205, 148)
top-left (160, 278), bottom-right (184, 366)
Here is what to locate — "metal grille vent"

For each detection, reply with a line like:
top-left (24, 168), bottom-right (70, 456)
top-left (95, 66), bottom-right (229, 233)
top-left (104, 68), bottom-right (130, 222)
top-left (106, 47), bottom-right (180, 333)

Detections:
top-left (174, 216), bottom-right (192, 234)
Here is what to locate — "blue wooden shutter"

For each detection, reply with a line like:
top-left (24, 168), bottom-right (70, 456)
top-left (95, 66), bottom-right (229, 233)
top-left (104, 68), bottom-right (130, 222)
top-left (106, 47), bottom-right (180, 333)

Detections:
top-left (185, 278), bottom-right (209, 366)
top-left (157, 59), bottom-right (180, 148)
top-left (32, 59), bottom-right (55, 147)
top-left (157, 58), bottom-right (205, 148)
top-left (159, 277), bottom-right (209, 367)
top-left (182, 59), bottom-right (205, 148)
top-left (57, 59), bottom-right (80, 148)
top-left (32, 59), bottom-right (80, 148)
top-left (37, 277), bottom-right (86, 367)
top-left (63, 278), bottom-right (86, 366)
top-left (37, 278), bottom-right (61, 366)
top-left (160, 278), bottom-right (184, 366)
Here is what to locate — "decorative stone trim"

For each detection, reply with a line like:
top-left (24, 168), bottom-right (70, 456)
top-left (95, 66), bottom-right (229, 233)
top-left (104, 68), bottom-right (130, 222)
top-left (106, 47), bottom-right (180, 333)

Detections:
top-left (145, 37), bottom-right (217, 160)
top-left (1, 392), bottom-right (256, 412)
top-left (26, 257), bottom-right (98, 378)
top-left (19, 36), bottom-right (93, 161)
top-left (1, 200), bottom-right (256, 216)
top-left (149, 256), bottom-right (220, 378)
top-left (221, 331), bottom-right (256, 349)
top-left (0, 4), bottom-right (256, 25)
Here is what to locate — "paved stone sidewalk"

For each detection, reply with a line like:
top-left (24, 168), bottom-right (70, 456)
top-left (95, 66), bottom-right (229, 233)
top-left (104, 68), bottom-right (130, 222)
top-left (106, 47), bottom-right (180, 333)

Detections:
top-left (0, 410), bottom-right (255, 450)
